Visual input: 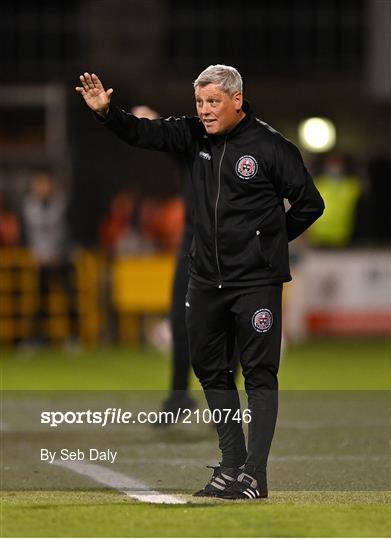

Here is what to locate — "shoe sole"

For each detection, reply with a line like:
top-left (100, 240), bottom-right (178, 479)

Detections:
top-left (217, 490), bottom-right (268, 500)
top-left (193, 490), bottom-right (222, 497)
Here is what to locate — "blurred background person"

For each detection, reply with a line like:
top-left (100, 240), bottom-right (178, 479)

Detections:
top-left (21, 170), bottom-right (79, 349)
top-left (308, 153), bottom-right (363, 248)
top-left (99, 188), bottom-right (155, 256)
top-left (152, 195), bottom-right (185, 254)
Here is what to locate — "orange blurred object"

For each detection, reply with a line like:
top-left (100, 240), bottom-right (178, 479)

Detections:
top-left (0, 210), bottom-right (20, 246)
top-left (99, 192), bottom-right (135, 253)
top-left (153, 196), bottom-right (185, 253)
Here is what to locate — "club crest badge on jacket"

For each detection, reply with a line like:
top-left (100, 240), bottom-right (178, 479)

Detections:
top-left (236, 155), bottom-right (258, 180)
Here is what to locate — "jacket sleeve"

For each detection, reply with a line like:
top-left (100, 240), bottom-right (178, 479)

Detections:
top-left (94, 105), bottom-right (194, 155)
top-left (271, 138), bottom-right (325, 242)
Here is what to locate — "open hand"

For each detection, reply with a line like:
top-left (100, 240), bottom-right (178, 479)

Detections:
top-left (75, 72), bottom-right (113, 116)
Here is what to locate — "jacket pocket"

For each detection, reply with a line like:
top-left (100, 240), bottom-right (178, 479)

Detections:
top-left (185, 236), bottom-right (194, 272)
top-left (189, 236), bottom-right (196, 258)
top-left (254, 230), bottom-right (272, 269)
top-left (220, 228), bottom-right (272, 279)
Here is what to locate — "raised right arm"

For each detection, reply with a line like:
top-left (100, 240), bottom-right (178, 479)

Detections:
top-left (75, 72), bottom-right (193, 155)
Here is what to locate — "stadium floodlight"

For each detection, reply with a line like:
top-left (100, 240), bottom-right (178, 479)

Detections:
top-left (298, 117), bottom-right (336, 153)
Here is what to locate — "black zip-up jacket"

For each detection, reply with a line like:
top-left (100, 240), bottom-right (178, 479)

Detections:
top-left (97, 101), bottom-right (324, 287)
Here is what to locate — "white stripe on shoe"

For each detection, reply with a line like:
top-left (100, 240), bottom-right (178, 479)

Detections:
top-left (210, 480), bottom-right (226, 490)
top-left (221, 473), bottom-right (236, 481)
top-left (244, 488), bottom-right (260, 499)
top-left (214, 476), bottom-right (227, 486)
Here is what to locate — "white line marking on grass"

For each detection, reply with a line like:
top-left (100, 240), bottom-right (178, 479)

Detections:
top-left (53, 460), bottom-right (186, 505)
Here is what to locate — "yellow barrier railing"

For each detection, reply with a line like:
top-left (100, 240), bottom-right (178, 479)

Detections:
top-left (111, 255), bottom-right (175, 344)
top-left (0, 248), bottom-right (101, 345)
top-left (0, 249), bottom-right (176, 346)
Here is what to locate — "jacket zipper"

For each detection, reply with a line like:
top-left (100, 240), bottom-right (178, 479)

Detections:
top-left (214, 138), bottom-right (227, 288)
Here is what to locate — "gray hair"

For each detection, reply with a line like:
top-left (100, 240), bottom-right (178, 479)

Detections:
top-left (193, 64), bottom-right (243, 95)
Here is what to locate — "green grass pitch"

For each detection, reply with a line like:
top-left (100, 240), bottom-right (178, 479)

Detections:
top-left (1, 338), bottom-right (390, 537)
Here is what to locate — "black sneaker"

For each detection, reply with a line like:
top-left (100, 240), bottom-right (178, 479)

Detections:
top-left (193, 466), bottom-right (241, 497)
top-left (219, 472), bottom-right (268, 500)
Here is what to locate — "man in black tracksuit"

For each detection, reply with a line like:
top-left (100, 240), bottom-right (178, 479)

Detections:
top-left (76, 65), bottom-right (324, 499)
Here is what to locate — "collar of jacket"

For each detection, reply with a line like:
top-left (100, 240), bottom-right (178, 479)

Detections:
top-left (207, 99), bottom-right (254, 143)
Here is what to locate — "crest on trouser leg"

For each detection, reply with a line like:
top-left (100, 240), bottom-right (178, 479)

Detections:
top-left (252, 308), bottom-right (273, 333)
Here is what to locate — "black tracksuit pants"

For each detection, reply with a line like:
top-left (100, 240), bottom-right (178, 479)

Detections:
top-left (169, 229), bottom-right (239, 392)
top-left (186, 279), bottom-right (282, 489)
